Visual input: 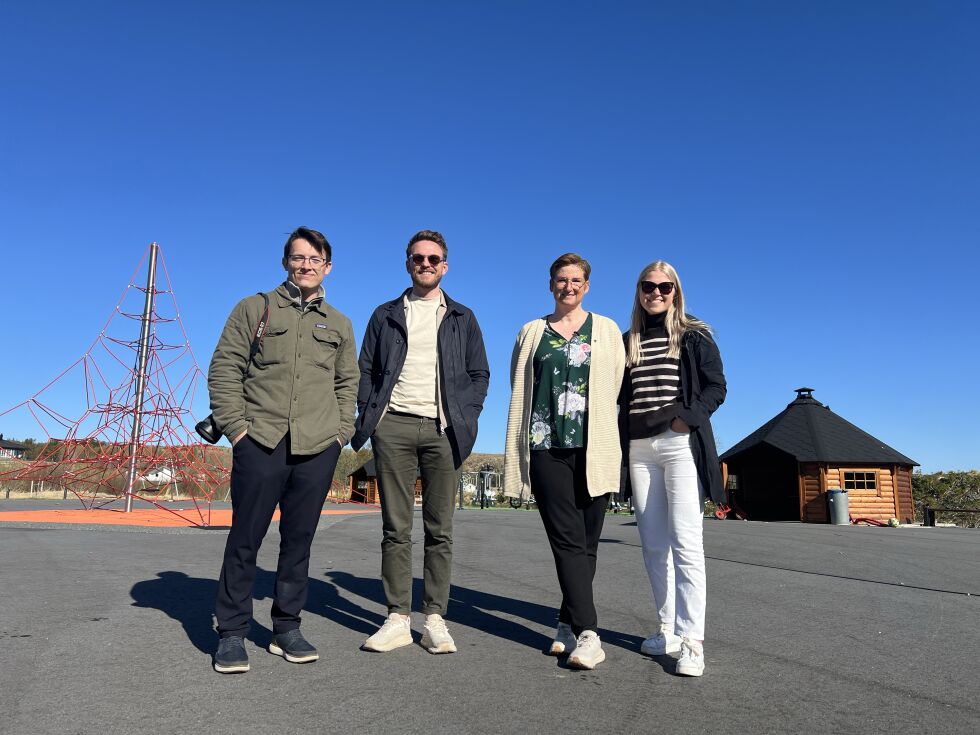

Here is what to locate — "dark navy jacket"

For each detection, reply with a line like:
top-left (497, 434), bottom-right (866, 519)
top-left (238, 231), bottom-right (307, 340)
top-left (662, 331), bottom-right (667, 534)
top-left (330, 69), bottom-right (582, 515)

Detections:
top-left (351, 289), bottom-right (490, 468)
top-left (675, 329), bottom-right (727, 505)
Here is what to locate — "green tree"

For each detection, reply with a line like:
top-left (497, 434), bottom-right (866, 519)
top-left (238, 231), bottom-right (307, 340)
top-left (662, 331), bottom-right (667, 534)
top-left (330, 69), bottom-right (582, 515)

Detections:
top-left (913, 471), bottom-right (980, 528)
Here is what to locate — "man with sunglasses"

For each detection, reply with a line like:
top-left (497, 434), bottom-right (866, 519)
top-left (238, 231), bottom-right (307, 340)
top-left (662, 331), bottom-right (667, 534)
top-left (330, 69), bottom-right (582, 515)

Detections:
top-left (352, 229), bottom-right (489, 654)
top-left (208, 226), bottom-right (358, 673)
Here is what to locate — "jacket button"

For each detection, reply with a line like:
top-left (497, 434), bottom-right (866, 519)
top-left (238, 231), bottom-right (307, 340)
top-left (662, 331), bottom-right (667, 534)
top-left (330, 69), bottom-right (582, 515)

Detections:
top-left (395, 338), bottom-right (402, 344)
top-left (371, 402), bottom-right (377, 408)
top-left (385, 370), bottom-right (390, 375)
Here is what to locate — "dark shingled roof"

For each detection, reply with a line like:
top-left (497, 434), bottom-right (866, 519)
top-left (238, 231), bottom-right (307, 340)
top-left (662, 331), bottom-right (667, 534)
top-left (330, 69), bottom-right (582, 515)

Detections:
top-left (720, 388), bottom-right (917, 465)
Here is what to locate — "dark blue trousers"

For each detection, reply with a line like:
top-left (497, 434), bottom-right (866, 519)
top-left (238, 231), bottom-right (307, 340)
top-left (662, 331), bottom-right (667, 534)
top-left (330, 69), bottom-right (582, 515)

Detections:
top-left (215, 434), bottom-right (340, 638)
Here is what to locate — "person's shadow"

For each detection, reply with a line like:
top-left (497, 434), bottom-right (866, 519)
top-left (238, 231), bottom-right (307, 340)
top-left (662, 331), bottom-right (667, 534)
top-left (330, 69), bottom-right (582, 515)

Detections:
top-left (320, 570), bottom-right (644, 657)
top-left (131, 569), bottom-right (644, 659)
top-left (130, 570), bottom-right (275, 652)
top-left (131, 571), bottom-right (224, 653)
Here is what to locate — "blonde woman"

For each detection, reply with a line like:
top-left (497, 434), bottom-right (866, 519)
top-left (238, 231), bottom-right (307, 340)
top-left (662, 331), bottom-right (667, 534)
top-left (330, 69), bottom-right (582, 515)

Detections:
top-left (503, 253), bottom-right (625, 670)
top-left (619, 260), bottom-right (726, 677)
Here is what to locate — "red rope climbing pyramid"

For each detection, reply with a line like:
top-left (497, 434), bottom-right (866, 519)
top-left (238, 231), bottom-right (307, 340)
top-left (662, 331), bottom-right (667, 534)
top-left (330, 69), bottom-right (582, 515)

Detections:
top-left (0, 243), bottom-right (228, 526)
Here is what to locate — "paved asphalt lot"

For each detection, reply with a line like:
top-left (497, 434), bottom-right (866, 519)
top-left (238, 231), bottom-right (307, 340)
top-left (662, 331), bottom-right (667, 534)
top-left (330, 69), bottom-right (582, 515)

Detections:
top-left (1, 500), bottom-right (978, 735)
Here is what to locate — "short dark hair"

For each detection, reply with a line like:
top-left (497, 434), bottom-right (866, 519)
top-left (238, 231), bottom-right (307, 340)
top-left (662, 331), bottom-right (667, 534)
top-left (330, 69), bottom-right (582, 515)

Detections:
top-left (549, 253), bottom-right (591, 281)
top-left (283, 227), bottom-right (331, 262)
top-left (406, 230), bottom-right (448, 260)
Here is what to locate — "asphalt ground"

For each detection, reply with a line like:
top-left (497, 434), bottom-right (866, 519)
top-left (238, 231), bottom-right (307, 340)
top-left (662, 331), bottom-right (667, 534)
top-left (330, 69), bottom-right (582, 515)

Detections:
top-left (1, 500), bottom-right (978, 735)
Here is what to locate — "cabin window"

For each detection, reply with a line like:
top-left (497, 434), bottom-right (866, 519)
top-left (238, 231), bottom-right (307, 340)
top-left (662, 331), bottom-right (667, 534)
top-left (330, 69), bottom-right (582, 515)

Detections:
top-left (843, 470), bottom-right (878, 493)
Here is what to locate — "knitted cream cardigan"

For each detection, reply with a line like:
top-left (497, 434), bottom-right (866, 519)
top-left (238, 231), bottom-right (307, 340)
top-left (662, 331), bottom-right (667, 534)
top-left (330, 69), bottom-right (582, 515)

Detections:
top-left (503, 314), bottom-right (626, 499)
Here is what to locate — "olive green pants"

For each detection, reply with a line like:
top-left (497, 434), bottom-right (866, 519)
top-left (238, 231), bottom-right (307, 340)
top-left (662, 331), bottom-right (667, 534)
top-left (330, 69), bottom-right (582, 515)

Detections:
top-left (372, 413), bottom-right (459, 615)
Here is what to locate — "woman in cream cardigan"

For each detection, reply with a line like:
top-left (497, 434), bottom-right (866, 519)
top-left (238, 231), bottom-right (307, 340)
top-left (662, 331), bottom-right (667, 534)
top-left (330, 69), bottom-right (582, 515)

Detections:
top-left (503, 253), bottom-right (625, 670)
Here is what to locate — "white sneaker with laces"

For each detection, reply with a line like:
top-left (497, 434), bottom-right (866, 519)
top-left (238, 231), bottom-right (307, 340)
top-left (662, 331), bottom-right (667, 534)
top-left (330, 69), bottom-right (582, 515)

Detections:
top-left (675, 637), bottom-right (705, 677)
top-left (549, 622), bottom-right (577, 655)
top-left (640, 624), bottom-right (681, 656)
top-left (363, 613), bottom-right (413, 652)
top-left (567, 630), bottom-right (605, 670)
top-left (420, 613), bottom-right (457, 654)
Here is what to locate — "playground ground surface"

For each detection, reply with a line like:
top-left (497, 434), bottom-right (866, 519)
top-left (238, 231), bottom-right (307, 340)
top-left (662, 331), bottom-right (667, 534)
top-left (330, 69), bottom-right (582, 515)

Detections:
top-left (0, 497), bottom-right (977, 735)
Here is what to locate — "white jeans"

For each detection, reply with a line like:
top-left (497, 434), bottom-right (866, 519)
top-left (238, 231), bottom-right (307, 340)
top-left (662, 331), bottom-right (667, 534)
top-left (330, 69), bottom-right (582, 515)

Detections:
top-left (630, 430), bottom-right (706, 640)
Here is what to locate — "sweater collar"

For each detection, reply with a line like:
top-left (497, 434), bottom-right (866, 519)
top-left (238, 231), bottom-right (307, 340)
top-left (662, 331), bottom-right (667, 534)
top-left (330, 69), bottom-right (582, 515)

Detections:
top-left (642, 311), bottom-right (667, 333)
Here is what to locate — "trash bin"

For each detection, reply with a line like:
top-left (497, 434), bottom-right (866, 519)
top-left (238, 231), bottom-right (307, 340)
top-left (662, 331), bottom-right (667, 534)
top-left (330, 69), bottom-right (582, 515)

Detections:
top-left (827, 488), bottom-right (849, 525)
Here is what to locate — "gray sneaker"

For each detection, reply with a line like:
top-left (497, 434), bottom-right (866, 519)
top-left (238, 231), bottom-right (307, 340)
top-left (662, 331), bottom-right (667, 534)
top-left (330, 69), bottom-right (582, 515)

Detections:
top-left (548, 622), bottom-right (576, 655)
top-left (269, 629), bottom-right (319, 664)
top-left (214, 635), bottom-right (249, 674)
top-left (420, 614), bottom-right (457, 654)
top-left (363, 613), bottom-right (413, 652)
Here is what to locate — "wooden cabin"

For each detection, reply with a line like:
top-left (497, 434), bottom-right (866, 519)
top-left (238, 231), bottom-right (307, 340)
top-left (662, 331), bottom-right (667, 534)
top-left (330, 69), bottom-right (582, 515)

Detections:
top-left (720, 388), bottom-right (917, 524)
top-left (346, 458), bottom-right (422, 505)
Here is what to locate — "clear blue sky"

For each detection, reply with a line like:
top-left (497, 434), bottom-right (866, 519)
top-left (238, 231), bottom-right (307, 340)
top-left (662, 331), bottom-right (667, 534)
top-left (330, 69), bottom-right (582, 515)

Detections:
top-left (2, 1), bottom-right (977, 472)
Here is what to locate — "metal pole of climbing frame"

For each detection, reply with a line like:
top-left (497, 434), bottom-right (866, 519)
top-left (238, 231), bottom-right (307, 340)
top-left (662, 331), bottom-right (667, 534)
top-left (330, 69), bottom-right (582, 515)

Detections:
top-left (124, 243), bottom-right (159, 513)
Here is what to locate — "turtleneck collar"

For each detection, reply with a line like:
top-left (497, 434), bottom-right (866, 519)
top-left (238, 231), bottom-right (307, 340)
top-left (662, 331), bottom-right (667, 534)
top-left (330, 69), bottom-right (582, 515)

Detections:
top-left (642, 311), bottom-right (667, 332)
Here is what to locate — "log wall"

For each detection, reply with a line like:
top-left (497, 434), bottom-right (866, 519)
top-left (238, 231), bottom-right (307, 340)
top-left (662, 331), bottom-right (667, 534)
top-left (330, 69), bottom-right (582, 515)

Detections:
top-left (826, 465), bottom-right (897, 522)
top-left (895, 466), bottom-right (915, 523)
top-left (800, 463), bottom-right (825, 522)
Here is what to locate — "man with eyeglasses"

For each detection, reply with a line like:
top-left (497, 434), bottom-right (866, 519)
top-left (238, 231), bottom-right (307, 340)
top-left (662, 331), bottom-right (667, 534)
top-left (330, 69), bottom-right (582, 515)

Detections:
top-left (208, 226), bottom-right (358, 673)
top-left (353, 229), bottom-right (489, 654)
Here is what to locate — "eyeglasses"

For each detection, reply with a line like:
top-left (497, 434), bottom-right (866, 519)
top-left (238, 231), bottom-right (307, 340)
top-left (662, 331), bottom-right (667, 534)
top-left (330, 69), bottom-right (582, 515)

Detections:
top-left (409, 254), bottom-right (444, 266)
top-left (639, 280), bottom-right (675, 295)
top-left (288, 255), bottom-right (327, 267)
top-left (554, 277), bottom-right (586, 288)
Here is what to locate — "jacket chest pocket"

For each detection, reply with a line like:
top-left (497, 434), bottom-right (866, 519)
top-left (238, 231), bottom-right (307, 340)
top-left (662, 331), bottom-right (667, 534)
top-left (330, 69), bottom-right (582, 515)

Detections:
top-left (257, 327), bottom-right (290, 365)
top-left (312, 328), bottom-right (341, 369)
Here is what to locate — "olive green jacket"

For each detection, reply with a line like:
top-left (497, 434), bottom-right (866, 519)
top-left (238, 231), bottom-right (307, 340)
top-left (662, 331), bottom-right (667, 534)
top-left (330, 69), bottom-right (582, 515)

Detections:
top-left (207, 283), bottom-right (358, 455)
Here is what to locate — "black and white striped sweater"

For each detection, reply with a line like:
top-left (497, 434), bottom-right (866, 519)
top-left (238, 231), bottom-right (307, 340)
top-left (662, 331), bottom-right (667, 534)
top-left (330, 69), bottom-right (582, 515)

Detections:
top-left (622, 313), bottom-right (681, 439)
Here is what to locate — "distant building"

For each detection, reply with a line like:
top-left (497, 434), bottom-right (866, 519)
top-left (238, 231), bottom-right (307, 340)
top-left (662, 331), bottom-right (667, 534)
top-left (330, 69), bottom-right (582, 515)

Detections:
top-left (0, 434), bottom-right (27, 460)
top-left (720, 388), bottom-right (918, 524)
top-left (346, 458), bottom-right (421, 505)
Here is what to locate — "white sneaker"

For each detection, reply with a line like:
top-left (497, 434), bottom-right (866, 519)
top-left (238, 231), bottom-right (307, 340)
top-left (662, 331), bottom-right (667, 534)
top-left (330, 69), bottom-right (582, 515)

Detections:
top-left (549, 622), bottom-right (577, 655)
top-left (675, 637), bottom-right (705, 677)
top-left (567, 630), bottom-right (605, 670)
top-left (420, 614), bottom-right (457, 654)
top-left (640, 625), bottom-right (681, 656)
top-left (363, 613), bottom-right (413, 652)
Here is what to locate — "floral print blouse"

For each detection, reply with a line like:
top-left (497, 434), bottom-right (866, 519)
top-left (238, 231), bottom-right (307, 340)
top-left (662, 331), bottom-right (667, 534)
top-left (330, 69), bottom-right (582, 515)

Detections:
top-left (529, 314), bottom-right (593, 450)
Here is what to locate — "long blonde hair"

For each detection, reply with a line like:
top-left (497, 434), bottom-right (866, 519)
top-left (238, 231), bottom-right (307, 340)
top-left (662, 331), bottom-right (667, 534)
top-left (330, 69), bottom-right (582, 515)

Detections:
top-left (626, 260), bottom-right (711, 366)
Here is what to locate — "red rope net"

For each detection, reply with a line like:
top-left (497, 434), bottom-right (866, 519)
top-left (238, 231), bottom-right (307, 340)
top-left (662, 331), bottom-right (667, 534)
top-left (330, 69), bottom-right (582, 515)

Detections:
top-left (0, 244), bottom-right (229, 526)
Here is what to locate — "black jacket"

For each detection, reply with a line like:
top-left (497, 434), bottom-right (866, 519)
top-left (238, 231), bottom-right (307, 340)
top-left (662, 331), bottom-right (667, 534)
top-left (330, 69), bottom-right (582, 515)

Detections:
top-left (621, 326), bottom-right (727, 504)
top-left (351, 289), bottom-right (490, 467)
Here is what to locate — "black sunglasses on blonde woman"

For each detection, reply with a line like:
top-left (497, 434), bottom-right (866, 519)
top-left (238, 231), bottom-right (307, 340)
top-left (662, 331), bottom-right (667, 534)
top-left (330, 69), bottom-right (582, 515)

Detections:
top-left (640, 280), bottom-right (675, 295)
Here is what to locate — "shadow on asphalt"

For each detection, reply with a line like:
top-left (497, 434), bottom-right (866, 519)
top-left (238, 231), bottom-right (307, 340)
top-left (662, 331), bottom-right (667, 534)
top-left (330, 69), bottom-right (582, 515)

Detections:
top-left (130, 568), bottom-right (645, 657)
top-left (130, 571), bottom-right (227, 653)
top-left (322, 571), bottom-right (644, 655)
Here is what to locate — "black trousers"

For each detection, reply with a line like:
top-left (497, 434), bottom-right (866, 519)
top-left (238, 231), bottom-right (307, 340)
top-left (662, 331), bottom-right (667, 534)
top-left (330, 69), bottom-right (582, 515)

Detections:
top-left (530, 448), bottom-right (609, 636)
top-left (215, 435), bottom-right (340, 638)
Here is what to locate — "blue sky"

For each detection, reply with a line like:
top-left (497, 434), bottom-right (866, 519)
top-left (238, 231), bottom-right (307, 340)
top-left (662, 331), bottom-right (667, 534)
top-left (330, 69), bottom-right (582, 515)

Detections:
top-left (1, 1), bottom-right (977, 472)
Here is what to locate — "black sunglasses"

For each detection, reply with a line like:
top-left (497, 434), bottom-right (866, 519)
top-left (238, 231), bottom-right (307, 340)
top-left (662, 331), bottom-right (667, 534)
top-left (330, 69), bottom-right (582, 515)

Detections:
top-left (639, 280), bottom-right (675, 295)
top-left (409, 254), bottom-right (444, 266)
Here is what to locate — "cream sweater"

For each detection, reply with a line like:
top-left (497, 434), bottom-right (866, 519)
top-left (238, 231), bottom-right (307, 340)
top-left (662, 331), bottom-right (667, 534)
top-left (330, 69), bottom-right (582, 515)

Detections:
top-left (503, 313), bottom-right (626, 499)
